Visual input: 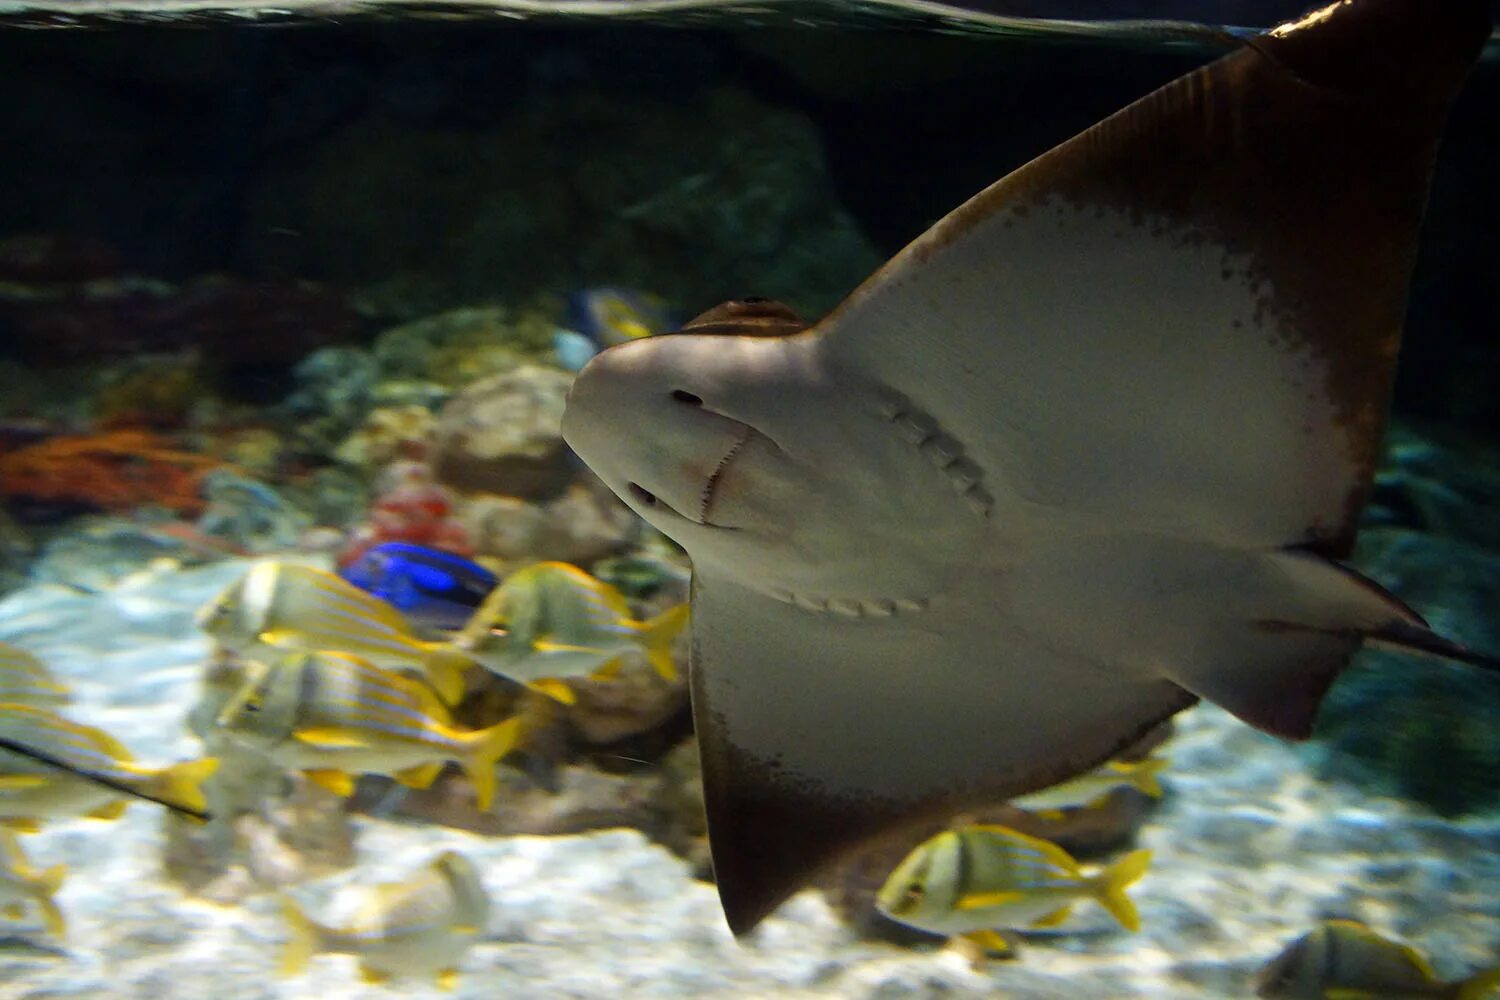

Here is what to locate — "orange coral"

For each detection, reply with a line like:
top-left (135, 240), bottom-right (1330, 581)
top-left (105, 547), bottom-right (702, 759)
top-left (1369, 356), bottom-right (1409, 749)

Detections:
top-left (0, 431), bottom-right (223, 515)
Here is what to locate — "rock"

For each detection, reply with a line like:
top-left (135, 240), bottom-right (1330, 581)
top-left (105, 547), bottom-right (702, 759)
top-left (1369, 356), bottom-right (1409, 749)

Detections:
top-left (459, 475), bottom-right (639, 565)
top-left (195, 470), bottom-right (312, 554)
top-left (332, 403), bottom-right (435, 467)
top-left (429, 365), bottom-right (576, 500)
top-left (1362, 421), bottom-right (1500, 550)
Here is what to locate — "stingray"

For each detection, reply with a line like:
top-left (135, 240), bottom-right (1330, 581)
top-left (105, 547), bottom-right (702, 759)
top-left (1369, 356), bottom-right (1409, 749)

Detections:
top-left (562, 0), bottom-right (1498, 936)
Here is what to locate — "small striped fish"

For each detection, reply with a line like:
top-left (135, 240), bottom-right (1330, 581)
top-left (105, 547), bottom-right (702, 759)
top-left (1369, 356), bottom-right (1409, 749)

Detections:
top-left (0, 703), bottom-right (216, 831)
top-left (455, 562), bottom-right (687, 701)
top-left (196, 561), bottom-right (474, 704)
top-left (876, 824), bottom-right (1151, 955)
top-left (0, 644), bottom-right (70, 707)
top-left (215, 650), bottom-right (519, 810)
top-left (279, 850), bottom-right (489, 987)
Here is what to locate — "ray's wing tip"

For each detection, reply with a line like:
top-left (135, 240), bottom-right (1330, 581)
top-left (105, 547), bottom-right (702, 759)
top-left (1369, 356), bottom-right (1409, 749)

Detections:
top-left (1263, 0), bottom-right (1491, 105)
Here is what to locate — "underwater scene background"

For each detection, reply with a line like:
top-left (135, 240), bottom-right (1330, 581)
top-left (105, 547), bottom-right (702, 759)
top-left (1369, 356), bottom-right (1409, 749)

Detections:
top-left (0, 2), bottom-right (1497, 996)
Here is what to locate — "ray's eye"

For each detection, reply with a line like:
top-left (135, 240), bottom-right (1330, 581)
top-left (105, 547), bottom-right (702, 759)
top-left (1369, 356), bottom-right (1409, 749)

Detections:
top-left (243, 697), bottom-right (262, 713)
top-left (629, 483), bottom-right (658, 507)
top-left (904, 884), bottom-right (925, 904)
top-left (671, 390), bottom-right (702, 407)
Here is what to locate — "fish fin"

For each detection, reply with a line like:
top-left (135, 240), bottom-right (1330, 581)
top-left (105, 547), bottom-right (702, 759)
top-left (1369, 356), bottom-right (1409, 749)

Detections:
top-left (293, 728), bottom-right (370, 749)
top-left (358, 963), bottom-right (390, 985)
top-left (0, 818), bottom-right (41, 833)
top-left (36, 862), bottom-right (66, 897)
top-left (303, 769), bottom-right (356, 797)
top-left (84, 801), bottom-right (127, 821)
top-left (529, 679), bottom-right (576, 705)
top-left (639, 604), bottom-right (689, 683)
top-left (437, 969), bottom-right (459, 991)
top-left (824, 0), bottom-right (1489, 562)
top-left (1367, 620), bottom-right (1500, 673)
top-left (963, 825), bottom-right (1082, 875)
top-left (690, 574), bottom-right (1193, 935)
top-left (0, 776), bottom-right (49, 789)
top-left (1030, 904), bottom-right (1074, 929)
top-left (955, 890), bottom-right (1025, 911)
top-left (277, 894), bottom-right (323, 976)
top-left (460, 716), bottom-right (522, 812)
top-left (142, 758), bottom-right (218, 816)
top-left (394, 762), bottom-right (445, 790)
top-left (36, 894), bottom-right (66, 938)
top-left (1091, 849), bottom-right (1151, 932)
top-left (960, 929), bottom-right (1018, 958)
top-left (1455, 966), bottom-right (1500, 1000)
top-left (1130, 758), bottom-right (1168, 798)
top-left (422, 647), bottom-right (472, 706)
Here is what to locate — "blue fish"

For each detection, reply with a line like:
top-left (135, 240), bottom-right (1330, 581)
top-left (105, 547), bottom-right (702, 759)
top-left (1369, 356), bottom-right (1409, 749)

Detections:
top-left (338, 544), bottom-right (498, 631)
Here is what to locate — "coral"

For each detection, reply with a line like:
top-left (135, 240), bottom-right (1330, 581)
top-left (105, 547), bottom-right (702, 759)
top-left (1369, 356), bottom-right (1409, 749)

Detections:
top-left (93, 356), bottom-right (206, 429)
top-left (337, 461), bottom-right (471, 566)
top-left (0, 430), bottom-right (223, 516)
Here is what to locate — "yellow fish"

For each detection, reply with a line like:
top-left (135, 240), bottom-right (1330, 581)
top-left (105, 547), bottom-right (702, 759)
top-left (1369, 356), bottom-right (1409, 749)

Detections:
top-left (876, 824), bottom-right (1150, 957)
top-left (455, 561), bottom-right (687, 704)
top-left (0, 703), bottom-right (216, 832)
top-left (1009, 756), bottom-right (1167, 816)
top-left (0, 644), bottom-right (70, 707)
top-left (196, 561), bottom-right (473, 704)
top-left (280, 849), bottom-right (489, 988)
top-left (1255, 919), bottom-right (1500, 1000)
top-left (0, 830), bottom-right (65, 937)
top-left (215, 650), bottom-right (519, 810)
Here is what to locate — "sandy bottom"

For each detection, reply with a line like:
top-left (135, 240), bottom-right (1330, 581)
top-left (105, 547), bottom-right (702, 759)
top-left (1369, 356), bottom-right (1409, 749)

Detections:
top-left (0, 559), bottom-right (1495, 999)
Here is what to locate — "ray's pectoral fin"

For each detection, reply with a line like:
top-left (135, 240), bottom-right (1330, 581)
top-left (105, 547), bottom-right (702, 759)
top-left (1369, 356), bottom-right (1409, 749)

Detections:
top-left (690, 574), bottom-right (1195, 935)
top-left (1157, 549), bottom-right (1499, 741)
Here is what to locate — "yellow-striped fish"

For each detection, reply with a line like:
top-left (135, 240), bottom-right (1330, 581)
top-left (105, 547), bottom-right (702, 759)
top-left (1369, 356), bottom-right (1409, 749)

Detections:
top-left (215, 650), bottom-right (519, 810)
top-left (455, 562), bottom-right (687, 703)
top-left (0, 703), bottom-right (217, 832)
top-left (0, 830), bottom-right (65, 936)
top-left (876, 824), bottom-right (1151, 956)
top-left (196, 561), bottom-right (473, 704)
top-left (1255, 920), bottom-right (1500, 999)
top-left (280, 850), bottom-right (489, 987)
top-left (0, 644), bottom-right (70, 707)
top-left (1009, 756), bottom-right (1168, 816)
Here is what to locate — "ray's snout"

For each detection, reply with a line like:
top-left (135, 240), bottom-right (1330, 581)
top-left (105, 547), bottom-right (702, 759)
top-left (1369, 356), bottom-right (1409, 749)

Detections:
top-left (563, 339), bottom-right (751, 525)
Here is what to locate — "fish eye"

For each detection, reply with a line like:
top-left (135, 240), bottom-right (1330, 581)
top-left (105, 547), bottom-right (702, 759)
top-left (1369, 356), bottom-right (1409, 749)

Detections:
top-left (243, 697), bottom-right (262, 713)
top-left (904, 883), bottom-right (925, 903)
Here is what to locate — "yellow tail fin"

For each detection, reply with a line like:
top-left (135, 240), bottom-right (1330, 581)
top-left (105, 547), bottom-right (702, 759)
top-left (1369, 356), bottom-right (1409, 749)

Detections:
top-left (1091, 848), bottom-right (1151, 932)
top-left (1456, 966), bottom-right (1500, 1000)
top-left (1130, 758), bottom-right (1168, 799)
top-left (460, 716), bottom-right (522, 812)
top-left (146, 758), bottom-right (219, 816)
top-left (278, 894), bottom-right (323, 977)
top-left (639, 604), bottom-right (688, 682)
top-left (423, 647), bottom-right (474, 705)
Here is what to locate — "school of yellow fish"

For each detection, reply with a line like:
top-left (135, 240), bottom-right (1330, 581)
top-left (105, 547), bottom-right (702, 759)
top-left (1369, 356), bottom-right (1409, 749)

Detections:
top-left (0, 559), bottom-right (692, 985)
top-left (3, 557), bottom-right (1497, 991)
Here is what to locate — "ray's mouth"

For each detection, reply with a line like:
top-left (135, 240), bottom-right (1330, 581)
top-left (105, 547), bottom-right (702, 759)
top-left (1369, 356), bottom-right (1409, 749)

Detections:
top-left (698, 428), bottom-right (750, 524)
top-left (627, 426), bottom-right (751, 529)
